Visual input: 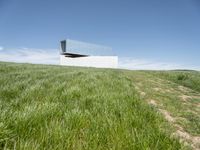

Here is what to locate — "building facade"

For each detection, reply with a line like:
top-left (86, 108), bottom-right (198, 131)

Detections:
top-left (60, 39), bottom-right (118, 68)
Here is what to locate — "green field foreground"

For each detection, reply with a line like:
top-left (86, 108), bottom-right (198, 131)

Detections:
top-left (0, 62), bottom-right (199, 149)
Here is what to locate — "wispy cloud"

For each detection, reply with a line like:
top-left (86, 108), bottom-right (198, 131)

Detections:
top-left (119, 57), bottom-right (200, 70)
top-left (0, 46), bottom-right (4, 51)
top-left (0, 48), bottom-right (199, 70)
top-left (0, 48), bottom-right (59, 64)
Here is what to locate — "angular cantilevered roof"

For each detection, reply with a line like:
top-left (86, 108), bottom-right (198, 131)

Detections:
top-left (60, 39), bottom-right (115, 56)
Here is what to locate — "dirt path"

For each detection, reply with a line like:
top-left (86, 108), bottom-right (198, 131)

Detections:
top-left (126, 71), bottom-right (200, 149)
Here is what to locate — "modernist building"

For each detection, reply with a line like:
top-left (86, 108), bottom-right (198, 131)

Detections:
top-left (60, 39), bottom-right (118, 68)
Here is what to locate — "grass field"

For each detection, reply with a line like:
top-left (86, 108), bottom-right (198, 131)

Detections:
top-left (149, 71), bottom-right (200, 93)
top-left (0, 62), bottom-right (199, 149)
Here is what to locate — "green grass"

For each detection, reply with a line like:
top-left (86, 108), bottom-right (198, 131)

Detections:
top-left (148, 71), bottom-right (200, 92)
top-left (0, 62), bottom-right (187, 149)
top-left (123, 70), bottom-right (200, 149)
top-left (146, 70), bottom-right (200, 136)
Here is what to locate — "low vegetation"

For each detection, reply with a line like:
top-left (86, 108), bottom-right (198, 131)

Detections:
top-left (125, 70), bottom-right (200, 149)
top-left (149, 71), bottom-right (200, 92)
top-left (0, 62), bottom-right (199, 149)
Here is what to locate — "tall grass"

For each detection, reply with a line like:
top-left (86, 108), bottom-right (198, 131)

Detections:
top-left (0, 62), bottom-right (182, 149)
top-left (148, 71), bottom-right (200, 92)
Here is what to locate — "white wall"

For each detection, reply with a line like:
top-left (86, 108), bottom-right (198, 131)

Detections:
top-left (60, 55), bottom-right (118, 68)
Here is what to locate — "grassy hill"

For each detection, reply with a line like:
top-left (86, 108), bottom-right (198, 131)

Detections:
top-left (0, 62), bottom-right (199, 150)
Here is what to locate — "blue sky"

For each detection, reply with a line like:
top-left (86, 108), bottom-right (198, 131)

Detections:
top-left (0, 0), bottom-right (200, 70)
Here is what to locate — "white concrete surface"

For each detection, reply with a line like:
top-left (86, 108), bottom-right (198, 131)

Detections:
top-left (60, 55), bottom-right (118, 68)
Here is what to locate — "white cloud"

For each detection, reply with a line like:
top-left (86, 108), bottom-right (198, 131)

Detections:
top-left (0, 46), bottom-right (4, 51)
top-left (118, 57), bottom-right (200, 70)
top-left (0, 48), bottom-right (59, 65)
top-left (0, 48), bottom-right (199, 70)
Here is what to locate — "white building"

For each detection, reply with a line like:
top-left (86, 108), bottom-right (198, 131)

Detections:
top-left (60, 39), bottom-right (118, 68)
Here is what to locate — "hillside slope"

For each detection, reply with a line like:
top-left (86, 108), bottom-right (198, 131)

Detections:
top-left (0, 62), bottom-right (199, 149)
top-left (124, 70), bottom-right (200, 149)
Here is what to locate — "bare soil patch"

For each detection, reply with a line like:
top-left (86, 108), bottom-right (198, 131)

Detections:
top-left (179, 95), bottom-right (192, 101)
top-left (153, 87), bottom-right (160, 92)
top-left (148, 99), bottom-right (158, 106)
top-left (159, 109), bottom-right (175, 123)
top-left (175, 127), bottom-right (200, 150)
top-left (178, 85), bottom-right (191, 93)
